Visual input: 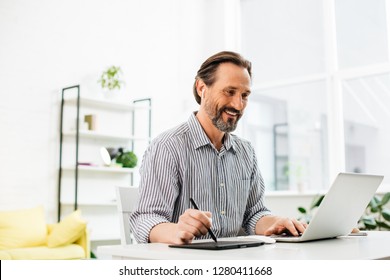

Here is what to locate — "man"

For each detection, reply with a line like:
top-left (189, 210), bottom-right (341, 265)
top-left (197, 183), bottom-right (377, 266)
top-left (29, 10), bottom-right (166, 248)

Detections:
top-left (129, 51), bottom-right (306, 244)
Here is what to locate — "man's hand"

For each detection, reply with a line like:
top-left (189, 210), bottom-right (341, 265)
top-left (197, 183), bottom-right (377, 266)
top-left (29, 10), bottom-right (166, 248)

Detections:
top-left (256, 215), bottom-right (307, 236)
top-left (149, 209), bottom-right (212, 244)
top-left (175, 209), bottom-right (212, 244)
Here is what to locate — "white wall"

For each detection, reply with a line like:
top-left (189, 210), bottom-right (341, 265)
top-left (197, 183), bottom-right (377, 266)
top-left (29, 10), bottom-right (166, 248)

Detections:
top-left (265, 193), bottom-right (317, 218)
top-left (7, 0), bottom-right (384, 226)
top-left (0, 0), bottom-right (229, 221)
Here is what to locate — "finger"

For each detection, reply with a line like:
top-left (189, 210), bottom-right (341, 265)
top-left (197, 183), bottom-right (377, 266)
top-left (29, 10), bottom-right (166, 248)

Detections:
top-left (204, 211), bottom-right (212, 219)
top-left (351, 227), bottom-right (360, 233)
top-left (283, 219), bottom-right (300, 236)
top-left (292, 218), bottom-right (306, 234)
top-left (185, 209), bottom-right (212, 235)
top-left (179, 222), bottom-right (205, 237)
top-left (263, 227), bottom-right (276, 236)
top-left (178, 216), bottom-right (205, 237)
top-left (263, 223), bottom-right (285, 235)
top-left (189, 210), bottom-right (212, 228)
top-left (180, 210), bottom-right (211, 236)
top-left (187, 219), bottom-right (210, 236)
top-left (176, 230), bottom-right (195, 244)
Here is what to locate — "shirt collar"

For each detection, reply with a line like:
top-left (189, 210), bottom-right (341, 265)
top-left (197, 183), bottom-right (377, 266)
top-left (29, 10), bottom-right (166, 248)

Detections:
top-left (188, 112), bottom-right (236, 153)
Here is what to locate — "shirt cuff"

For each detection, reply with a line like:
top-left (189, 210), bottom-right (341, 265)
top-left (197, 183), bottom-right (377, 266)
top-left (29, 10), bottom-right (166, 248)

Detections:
top-left (244, 211), bottom-right (272, 235)
top-left (134, 216), bottom-right (170, 243)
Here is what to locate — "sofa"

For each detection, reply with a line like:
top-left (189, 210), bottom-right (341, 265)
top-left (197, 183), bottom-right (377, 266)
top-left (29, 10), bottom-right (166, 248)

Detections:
top-left (0, 206), bottom-right (89, 260)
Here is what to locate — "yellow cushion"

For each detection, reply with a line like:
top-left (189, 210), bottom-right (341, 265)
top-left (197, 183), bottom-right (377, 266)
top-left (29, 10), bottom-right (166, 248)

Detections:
top-left (47, 210), bottom-right (86, 248)
top-left (0, 206), bottom-right (47, 250)
top-left (4, 244), bottom-right (86, 260)
top-left (0, 250), bottom-right (12, 260)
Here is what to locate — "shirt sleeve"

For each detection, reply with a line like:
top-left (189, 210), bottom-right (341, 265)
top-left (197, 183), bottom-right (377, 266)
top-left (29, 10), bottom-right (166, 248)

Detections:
top-left (242, 144), bottom-right (272, 235)
top-left (129, 139), bottom-right (179, 243)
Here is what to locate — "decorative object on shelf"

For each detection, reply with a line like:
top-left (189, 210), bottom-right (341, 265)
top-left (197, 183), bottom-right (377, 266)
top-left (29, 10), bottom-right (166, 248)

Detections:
top-left (78, 162), bottom-right (96, 167)
top-left (115, 148), bottom-right (138, 168)
top-left (100, 147), bottom-right (122, 167)
top-left (100, 147), bottom-right (112, 166)
top-left (106, 147), bottom-right (119, 160)
top-left (98, 66), bottom-right (124, 92)
top-left (84, 114), bottom-right (97, 130)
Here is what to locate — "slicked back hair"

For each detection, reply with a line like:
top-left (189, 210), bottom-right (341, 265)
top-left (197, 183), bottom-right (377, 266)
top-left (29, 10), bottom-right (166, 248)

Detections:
top-left (193, 51), bottom-right (252, 104)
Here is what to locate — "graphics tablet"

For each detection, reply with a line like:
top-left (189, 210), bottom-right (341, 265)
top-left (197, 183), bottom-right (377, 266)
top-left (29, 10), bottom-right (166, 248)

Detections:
top-left (169, 240), bottom-right (264, 250)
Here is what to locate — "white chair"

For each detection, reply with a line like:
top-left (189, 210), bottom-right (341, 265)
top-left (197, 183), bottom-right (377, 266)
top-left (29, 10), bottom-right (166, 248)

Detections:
top-left (115, 186), bottom-right (139, 245)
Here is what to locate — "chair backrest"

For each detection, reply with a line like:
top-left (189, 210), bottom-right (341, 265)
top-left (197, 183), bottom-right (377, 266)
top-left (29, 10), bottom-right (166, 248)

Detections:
top-left (115, 186), bottom-right (139, 245)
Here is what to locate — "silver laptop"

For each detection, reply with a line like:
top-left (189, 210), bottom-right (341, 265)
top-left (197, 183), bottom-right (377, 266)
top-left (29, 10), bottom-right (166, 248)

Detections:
top-left (273, 172), bottom-right (384, 242)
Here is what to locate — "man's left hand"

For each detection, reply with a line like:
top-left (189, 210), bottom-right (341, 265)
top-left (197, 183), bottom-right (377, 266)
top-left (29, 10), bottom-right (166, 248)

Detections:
top-left (256, 215), bottom-right (307, 236)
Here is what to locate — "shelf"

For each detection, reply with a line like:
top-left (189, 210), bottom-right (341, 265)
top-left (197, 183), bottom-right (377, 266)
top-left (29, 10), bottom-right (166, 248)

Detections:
top-left (64, 96), bottom-right (150, 111)
top-left (63, 130), bottom-right (148, 142)
top-left (63, 165), bottom-right (137, 173)
top-left (59, 86), bottom-right (151, 244)
top-left (61, 201), bottom-right (117, 207)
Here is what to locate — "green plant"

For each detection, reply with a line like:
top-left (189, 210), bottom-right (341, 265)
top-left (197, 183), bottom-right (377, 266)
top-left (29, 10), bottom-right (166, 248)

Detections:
top-left (297, 192), bottom-right (390, 231)
top-left (115, 148), bottom-right (138, 168)
top-left (98, 66), bottom-right (123, 90)
top-left (297, 194), bottom-right (324, 224)
top-left (359, 193), bottom-right (390, 230)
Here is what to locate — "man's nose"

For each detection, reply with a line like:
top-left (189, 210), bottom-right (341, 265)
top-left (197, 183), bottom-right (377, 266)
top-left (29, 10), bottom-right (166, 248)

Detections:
top-left (230, 95), bottom-right (244, 111)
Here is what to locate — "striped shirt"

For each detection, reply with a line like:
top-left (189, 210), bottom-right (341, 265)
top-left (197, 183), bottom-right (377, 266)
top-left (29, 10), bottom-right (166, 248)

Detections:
top-left (129, 112), bottom-right (271, 243)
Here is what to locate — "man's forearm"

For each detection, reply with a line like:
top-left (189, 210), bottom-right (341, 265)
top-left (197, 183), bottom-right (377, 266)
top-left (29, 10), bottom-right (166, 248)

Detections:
top-left (255, 215), bottom-right (277, 235)
top-left (149, 222), bottom-right (178, 243)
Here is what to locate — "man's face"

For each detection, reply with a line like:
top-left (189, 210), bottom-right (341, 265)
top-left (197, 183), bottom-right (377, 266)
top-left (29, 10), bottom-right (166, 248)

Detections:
top-left (203, 63), bottom-right (251, 133)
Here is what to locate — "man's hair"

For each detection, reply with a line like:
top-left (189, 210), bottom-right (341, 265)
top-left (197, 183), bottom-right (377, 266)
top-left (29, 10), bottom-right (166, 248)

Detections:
top-left (193, 51), bottom-right (252, 104)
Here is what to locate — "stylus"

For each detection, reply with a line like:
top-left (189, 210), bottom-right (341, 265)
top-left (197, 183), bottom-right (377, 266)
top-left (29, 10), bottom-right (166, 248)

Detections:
top-left (189, 198), bottom-right (218, 243)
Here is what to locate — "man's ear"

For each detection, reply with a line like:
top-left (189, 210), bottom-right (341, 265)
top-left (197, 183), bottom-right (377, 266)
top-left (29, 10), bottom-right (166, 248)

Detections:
top-left (196, 80), bottom-right (206, 99)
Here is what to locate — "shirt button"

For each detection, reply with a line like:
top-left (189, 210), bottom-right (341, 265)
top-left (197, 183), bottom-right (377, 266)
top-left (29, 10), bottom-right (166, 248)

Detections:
top-left (220, 210), bottom-right (225, 215)
top-left (220, 183), bottom-right (224, 187)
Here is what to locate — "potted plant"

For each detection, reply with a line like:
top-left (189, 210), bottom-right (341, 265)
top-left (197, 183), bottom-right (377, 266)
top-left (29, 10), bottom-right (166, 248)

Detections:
top-left (115, 148), bottom-right (138, 168)
top-left (359, 193), bottom-right (390, 230)
top-left (297, 192), bottom-right (390, 231)
top-left (297, 194), bottom-right (324, 223)
top-left (98, 66), bottom-right (124, 95)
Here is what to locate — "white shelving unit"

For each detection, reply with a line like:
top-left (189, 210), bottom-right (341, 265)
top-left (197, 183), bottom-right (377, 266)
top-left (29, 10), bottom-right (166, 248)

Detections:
top-left (58, 85), bottom-right (151, 250)
top-left (62, 165), bottom-right (139, 174)
top-left (63, 130), bottom-right (147, 142)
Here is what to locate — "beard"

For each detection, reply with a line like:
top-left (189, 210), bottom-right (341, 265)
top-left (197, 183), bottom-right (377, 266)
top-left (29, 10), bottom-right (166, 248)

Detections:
top-left (205, 101), bottom-right (243, 133)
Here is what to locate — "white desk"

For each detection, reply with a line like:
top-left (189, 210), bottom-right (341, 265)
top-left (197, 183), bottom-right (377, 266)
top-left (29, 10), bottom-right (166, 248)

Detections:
top-left (97, 231), bottom-right (390, 260)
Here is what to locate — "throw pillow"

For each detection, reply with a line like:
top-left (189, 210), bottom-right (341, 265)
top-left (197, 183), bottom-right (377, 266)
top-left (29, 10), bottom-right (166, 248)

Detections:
top-left (47, 209), bottom-right (86, 248)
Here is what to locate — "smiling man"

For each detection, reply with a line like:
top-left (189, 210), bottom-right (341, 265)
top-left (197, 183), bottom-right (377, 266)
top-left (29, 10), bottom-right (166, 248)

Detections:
top-left (129, 51), bottom-right (306, 244)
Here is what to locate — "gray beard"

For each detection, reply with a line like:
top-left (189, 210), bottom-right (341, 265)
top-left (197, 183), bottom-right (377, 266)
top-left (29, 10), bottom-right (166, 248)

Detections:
top-left (212, 114), bottom-right (238, 133)
top-left (204, 98), bottom-right (242, 133)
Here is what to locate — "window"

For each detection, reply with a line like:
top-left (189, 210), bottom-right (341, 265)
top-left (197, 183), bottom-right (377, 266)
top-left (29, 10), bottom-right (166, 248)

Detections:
top-left (240, 0), bottom-right (390, 192)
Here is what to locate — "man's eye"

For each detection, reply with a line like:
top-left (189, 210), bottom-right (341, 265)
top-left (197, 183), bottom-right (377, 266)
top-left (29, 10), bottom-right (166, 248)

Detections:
top-left (227, 90), bottom-right (235, 96)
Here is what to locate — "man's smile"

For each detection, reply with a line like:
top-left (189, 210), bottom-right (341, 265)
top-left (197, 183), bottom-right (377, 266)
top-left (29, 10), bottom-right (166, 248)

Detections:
top-left (224, 109), bottom-right (239, 117)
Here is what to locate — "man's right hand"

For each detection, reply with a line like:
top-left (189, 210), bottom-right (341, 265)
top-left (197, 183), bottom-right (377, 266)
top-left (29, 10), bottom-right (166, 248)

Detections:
top-left (175, 209), bottom-right (212, 244)
top-left (149, 209), bottom-right (212, 244)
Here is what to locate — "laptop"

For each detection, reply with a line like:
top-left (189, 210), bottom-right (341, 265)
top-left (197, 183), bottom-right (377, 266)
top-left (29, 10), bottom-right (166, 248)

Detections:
top-left (169, 240), bottom-right (264, 250)
top-left (273, 172), bottom-right (384, 242)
